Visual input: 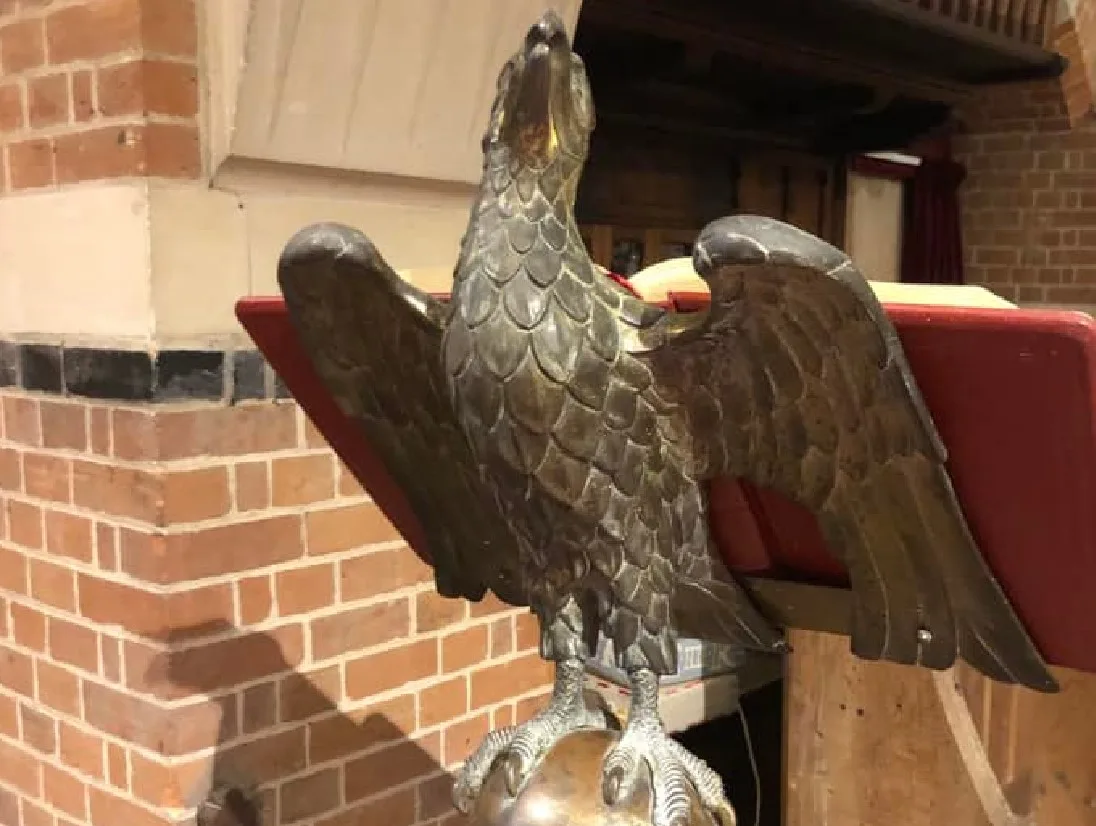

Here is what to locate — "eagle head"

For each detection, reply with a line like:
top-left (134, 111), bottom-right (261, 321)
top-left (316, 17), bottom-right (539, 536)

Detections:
top-left (482, 10), bottom-right (595, 178)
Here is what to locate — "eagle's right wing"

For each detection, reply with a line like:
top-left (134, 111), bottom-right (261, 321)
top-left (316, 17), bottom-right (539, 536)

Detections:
top-left (278, 223), bottom-right (526, 608)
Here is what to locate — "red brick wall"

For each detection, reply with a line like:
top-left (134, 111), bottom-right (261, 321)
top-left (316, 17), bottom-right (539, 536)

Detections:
top-left (0, 0), bottom-right (200, 192)
top-left (0, 392), bottom-right (553, 826)
top-left (953, 72), bottom-right (1096, 306)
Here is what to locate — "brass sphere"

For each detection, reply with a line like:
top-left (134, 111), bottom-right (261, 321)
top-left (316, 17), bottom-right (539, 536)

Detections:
top-left (466, 728), bottom-right (721, 826)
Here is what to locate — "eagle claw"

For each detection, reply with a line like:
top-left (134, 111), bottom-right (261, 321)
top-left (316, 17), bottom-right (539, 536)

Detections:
top-left (602, 713), bottom-right (737, 826)
top-left (452, 684), bottom-right (613, 813)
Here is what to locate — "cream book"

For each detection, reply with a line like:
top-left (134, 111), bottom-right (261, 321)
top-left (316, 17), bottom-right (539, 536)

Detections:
top-left (627, 256), bottom-right (1017, 310)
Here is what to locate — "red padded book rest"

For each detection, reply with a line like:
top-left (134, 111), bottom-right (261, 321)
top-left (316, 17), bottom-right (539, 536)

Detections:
top-left (236, 294), bottom-right (1096, 676)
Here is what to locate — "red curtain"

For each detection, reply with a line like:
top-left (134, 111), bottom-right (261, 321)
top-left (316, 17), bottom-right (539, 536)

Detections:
top-left (899, 157), bottom-right (967, 285)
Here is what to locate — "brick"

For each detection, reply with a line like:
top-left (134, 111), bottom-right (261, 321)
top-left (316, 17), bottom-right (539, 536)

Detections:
top-left (490, 617), bottom-right (514, 656)
top-left (109, 408), bottom-right (154, 461)
top-left (0, 693), bottom-right (15, 738)
top-left (8, 137), bottom-right (56, 189)
top-left (73, 70), bottom-right (95, 121)
top-left (89, 408), bottom-right (111, 455)
top-left (419, 676), bottom-right (467, 728)
top-left (515, 611), bottom-right (539, 650)
top-left (310, 598), bottom-right (410, 661)
top-left (469, 652), bottom-right (553, 708)
top-left (340, 546), bottom-right (432, 601)
top-left (60, 723), bottom-right (104, 780)
top-left (0, 546), bottom-right (27, 594)
top-left (275, 562), bottom-right (335, 616)
top-left (11, 602), bottom-right (46, 651)
top-left (279, 768), bottom-right (340, 823)
top-left (272, 453), bottom-right (336, 507)
top-left (0, 645), bottom-right (34, 697)
top-left (84, 679), bottom-right (227, 756)
top-left (279, 665), bottom-right (340, 724)
top-left (141, 0), bottom-right (196, 56)
top-left (23, 452), bottom-right (71, 501)
top-left (8, 500), bottom-right (43, 554)
top-left (156, 403), bottom-right (297, 461)
top-left (106, 742), bottom-right (127, 789)
top-left (338, 460), bottom-right (365, 497)
top-left (307, 693), bottom-right (415, 764)
top-left (344, 738), bottom-right (439, 803)
top-left (492, 703), bottom-right (515, 728)
top-left (470, 590), bottom-right (511, 619)
top-left (440, 625), bottom-right (489, 672)
top-left (44, 763), bottom-right (86, 818)
top-left (0, 788), bottom-right (12, 826)
top-left (53, 124), bottom-right (141, 183)
top-left (98, 58), bottom-right (198, 117)
top-left (31, 557), bottom-right (75, 611)
top-left (101, 636), bottom-right (121, 682)
top-left (306, 502), bottom-right (402, 555)
top-left (161, 466), bottom-right (231, 523)
top-left (345, 638), bottom-right (437, 700)
top-left (20, 800), bottom-right (51, 826)
top-left (46, 0), bottom-right (143, 63)
top-left (416, 590), bottom-right (467, 633)
top-left (234, 460), bottom-right (269, 511)
top-left (50, 615), bottom-right (99, 672)
top-left (72, 459), bottom-right (159, 522)
top-left (95, 522), bottom-right (118, 569)
top-left (1, 17), bottom-right (44, 72)
top-left (302, 414), bottom-right (326, 448)
top-left (123, 515), bottom-right (304, 584)
top-left (0, 448), bottom-right (19, 489)
top-left (38, 659), bottom-right (81, 717)
top-left (28, 72), bottom-right (68, 128)
top-left (0, 737), bottom-right (39, 795)
top-left (78, 575), bottom-right (234, 640)
top-left (129, 752), bottom-right (208, 808)
top-left (2, 397), bottom-right (40, 445)
top-left (133, 625), bottom-right (303, 701)
top-left (242, 681), bottom-right (277, 734)
top-left (417, 772), bottom-right (456, 821)
top-left (21, 702), bottom-right (57, 754)
top-left (88, 785), bottom-right (173, 826)
top-left (218, 728), bottom-right (306, 785)
top-left (316, 789), bottom-right (415, 826)
top-left (46, 510), bottom-right (94, 563)
top-left (0, 82), bottom-right (22, 131)
top-left (441, 713), bottom-right (490, 766)
top-left (515, 690), bottom-right (550, 724)
top-left (238, 575), bottom-right (273, 624)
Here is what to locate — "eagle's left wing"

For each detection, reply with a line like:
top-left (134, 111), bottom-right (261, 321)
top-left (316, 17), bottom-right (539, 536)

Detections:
top-left (277, 223), bottom-right (526, 608)
top-left (633, 215), bottom-right (1057, 693)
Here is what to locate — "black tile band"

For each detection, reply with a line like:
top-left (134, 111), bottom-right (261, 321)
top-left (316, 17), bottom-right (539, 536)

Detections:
top-left (0, 341), bottom-right (291, 404)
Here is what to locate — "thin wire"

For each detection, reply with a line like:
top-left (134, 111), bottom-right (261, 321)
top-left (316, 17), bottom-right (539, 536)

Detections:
top-left (738, 700), bottom-right (762, 826)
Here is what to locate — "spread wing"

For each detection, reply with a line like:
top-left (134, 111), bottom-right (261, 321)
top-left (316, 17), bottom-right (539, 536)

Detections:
top-left (638, 215), bottom-right (1057, 692)
top-left (277, 223), bottom-right (526, 608)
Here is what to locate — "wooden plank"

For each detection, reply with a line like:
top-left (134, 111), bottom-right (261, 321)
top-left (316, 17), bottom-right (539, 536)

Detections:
top-left (785, 630), bottom-right (994, 826)
top-left (785, 630), bottom-right (1096, 826)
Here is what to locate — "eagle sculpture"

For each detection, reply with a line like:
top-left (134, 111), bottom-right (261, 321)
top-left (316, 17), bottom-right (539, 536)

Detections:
top-left (277, 10), bottom-right (1057, 826)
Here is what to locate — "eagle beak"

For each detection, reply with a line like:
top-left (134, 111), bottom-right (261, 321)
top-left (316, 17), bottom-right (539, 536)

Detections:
top-left (503, 11), bottom-right (571, 162)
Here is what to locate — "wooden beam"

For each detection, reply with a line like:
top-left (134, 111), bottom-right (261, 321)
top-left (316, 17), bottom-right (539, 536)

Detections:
top-left (579, 0), bottom-right (976, 104)
top-left (841, 0), bottom-right (1065, 72)
top-left (596, 111), bottom-right (810, 150)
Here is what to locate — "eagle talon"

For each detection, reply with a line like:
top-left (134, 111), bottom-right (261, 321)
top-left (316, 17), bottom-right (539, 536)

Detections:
top-left (453, 658), bottom-right (603, 811)
top-left (602, 720), bottom-right (737, 826)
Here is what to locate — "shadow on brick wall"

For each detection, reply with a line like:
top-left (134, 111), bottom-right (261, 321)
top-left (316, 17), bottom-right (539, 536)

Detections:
top-left (146, 621), bottom-right (456, 826)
